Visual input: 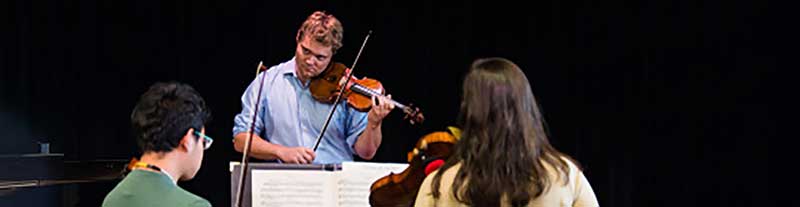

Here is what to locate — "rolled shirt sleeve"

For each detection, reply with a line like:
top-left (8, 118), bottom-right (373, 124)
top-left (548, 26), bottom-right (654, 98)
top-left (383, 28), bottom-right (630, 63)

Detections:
top-left (232, 71), bottom-right (271, 138)
top-left (345, 106), bottom-right (369, 153)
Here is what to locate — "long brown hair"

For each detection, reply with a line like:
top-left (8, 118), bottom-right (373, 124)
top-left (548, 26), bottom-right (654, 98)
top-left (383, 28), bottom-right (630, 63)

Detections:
top-left (431, 57), bottom-right (574, 206)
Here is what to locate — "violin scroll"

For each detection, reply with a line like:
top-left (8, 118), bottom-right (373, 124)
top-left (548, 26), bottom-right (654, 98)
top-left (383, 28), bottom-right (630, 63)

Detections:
top-left (402, 104), bottom-right (425, 125)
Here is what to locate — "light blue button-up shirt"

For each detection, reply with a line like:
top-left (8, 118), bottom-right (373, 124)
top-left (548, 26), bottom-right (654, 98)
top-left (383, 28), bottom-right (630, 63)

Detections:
top-left (232, 58), bottom-right (369, 164)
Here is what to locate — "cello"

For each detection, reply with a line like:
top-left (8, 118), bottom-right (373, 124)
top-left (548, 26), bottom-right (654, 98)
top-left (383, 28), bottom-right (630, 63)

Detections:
top-left (369, 127), bottom-right (461, 207)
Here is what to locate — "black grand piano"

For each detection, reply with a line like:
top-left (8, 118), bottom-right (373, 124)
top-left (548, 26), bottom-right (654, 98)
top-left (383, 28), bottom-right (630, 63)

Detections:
top-left (0, 153), bottom-right (128, 207)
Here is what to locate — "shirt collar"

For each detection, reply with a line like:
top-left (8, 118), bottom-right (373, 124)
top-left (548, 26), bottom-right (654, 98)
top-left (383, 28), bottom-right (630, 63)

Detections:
top-left (282, 57), bottom-right (298, 76)
top-left (283, 57), bottom-right (311, 87)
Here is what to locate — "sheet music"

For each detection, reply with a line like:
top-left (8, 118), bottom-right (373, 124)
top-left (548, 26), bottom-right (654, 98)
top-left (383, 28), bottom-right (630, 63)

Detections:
top-left (251, 170), bottom-right (340, 207)
top-left (339, 162), bottom-right (409, 207)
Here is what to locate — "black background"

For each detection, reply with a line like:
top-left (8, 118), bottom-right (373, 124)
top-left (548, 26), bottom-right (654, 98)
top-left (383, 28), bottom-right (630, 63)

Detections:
top-left (1, 0), bottom-right (777, 206)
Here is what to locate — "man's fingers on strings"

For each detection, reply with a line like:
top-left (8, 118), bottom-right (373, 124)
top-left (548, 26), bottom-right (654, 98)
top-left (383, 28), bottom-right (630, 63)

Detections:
top-left (385, 94), bottom-right (394, 110)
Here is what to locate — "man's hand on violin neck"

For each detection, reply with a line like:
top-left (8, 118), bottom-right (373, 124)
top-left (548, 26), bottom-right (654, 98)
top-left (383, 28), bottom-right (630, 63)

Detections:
top-left (368, 95), bottom-right (395, 126)
top-left (276, 146), bottom-right (316, 164)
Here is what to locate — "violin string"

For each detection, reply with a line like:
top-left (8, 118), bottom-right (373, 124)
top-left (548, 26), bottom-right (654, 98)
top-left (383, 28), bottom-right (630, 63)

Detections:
top-left (350, 84), bottom-right (408, 110)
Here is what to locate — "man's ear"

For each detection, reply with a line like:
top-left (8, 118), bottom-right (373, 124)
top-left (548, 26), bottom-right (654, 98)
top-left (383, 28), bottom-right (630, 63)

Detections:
top-left (179, 128), bottom-right (196, 152)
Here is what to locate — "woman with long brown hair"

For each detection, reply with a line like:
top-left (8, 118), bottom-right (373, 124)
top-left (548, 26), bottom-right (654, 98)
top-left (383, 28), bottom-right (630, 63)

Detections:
top-left (415, 58), bottom-right (599, 206)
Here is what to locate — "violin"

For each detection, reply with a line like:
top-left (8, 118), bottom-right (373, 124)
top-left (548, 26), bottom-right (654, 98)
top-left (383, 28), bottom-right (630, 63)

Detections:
top-left (368, 127), bottom-right (461, 207)
top-left (309, 62), bottom-right (425, 124)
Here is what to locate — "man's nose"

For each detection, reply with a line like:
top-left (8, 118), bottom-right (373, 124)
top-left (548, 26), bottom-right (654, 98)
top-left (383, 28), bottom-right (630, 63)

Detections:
top-left (305, 57), bottom-right (316, 66)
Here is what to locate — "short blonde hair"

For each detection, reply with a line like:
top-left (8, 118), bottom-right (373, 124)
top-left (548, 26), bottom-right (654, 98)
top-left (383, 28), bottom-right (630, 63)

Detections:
top-left (296, 11), bottom-right (343, 54)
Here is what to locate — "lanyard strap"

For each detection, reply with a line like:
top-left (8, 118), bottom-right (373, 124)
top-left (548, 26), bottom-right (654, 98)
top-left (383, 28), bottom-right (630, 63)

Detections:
top-left (133, 161), bottom-right (175, 182)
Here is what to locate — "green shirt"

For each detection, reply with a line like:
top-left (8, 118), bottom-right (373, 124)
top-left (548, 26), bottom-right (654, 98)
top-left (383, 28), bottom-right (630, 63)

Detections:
top-left (102, 170), bottom-right (211, 207)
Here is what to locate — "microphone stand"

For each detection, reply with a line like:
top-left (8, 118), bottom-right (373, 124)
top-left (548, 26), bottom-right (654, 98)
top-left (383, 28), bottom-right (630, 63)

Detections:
top-left (234, 61), bottom-right (268, 207)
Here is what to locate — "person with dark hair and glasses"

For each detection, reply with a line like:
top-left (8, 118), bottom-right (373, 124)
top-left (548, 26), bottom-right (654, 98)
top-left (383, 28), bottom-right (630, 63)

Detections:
top-left (415, 58), bottom-right (599, 207)
top-left (103, 82), bottom-right (213, 207)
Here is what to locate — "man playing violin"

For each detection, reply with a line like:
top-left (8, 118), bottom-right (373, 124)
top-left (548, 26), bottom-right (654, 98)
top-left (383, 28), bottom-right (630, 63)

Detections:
top-left (232, 11), bottom-right (395, 164)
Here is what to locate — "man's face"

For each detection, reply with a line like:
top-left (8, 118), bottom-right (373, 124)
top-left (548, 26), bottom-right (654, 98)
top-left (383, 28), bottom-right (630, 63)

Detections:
top-left (295, 36), bottom-right (333, 82)
top-left (185, 127), bottom-right (205, 180)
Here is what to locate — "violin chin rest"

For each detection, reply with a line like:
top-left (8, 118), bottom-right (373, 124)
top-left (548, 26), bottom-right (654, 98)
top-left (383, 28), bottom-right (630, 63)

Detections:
top-left (424, 159), bottom-right (445, 176)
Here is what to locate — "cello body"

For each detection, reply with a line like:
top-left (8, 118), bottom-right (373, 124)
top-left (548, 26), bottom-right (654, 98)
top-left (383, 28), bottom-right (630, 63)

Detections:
top-left (368, 127), bottom-right (460, 207)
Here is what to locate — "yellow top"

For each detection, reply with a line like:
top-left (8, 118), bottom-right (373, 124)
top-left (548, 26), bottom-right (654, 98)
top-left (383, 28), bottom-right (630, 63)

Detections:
top-left (415, 157), bottom-right (599, 207)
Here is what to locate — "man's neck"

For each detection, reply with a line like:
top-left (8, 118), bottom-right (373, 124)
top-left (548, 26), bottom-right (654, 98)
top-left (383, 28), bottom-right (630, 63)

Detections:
top-left (295, 66), bottom-right (309, 85)
top-left (138, 152), bottom-right (180, 184)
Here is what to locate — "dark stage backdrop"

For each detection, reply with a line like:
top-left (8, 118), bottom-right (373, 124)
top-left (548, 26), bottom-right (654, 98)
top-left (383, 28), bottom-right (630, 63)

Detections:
top-left (1, 0), bottom-right (776, 206)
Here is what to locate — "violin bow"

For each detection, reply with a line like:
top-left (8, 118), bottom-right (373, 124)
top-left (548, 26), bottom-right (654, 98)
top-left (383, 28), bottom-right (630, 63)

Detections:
top-left (312, 30), bottom-right (372, 151)
top-left (234, 61), bottom-right (267, 207)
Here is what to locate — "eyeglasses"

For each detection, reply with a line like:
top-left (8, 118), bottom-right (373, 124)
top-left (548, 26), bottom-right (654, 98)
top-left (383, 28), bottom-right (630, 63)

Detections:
top-left (194, 131), bottom-right (214, 150)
